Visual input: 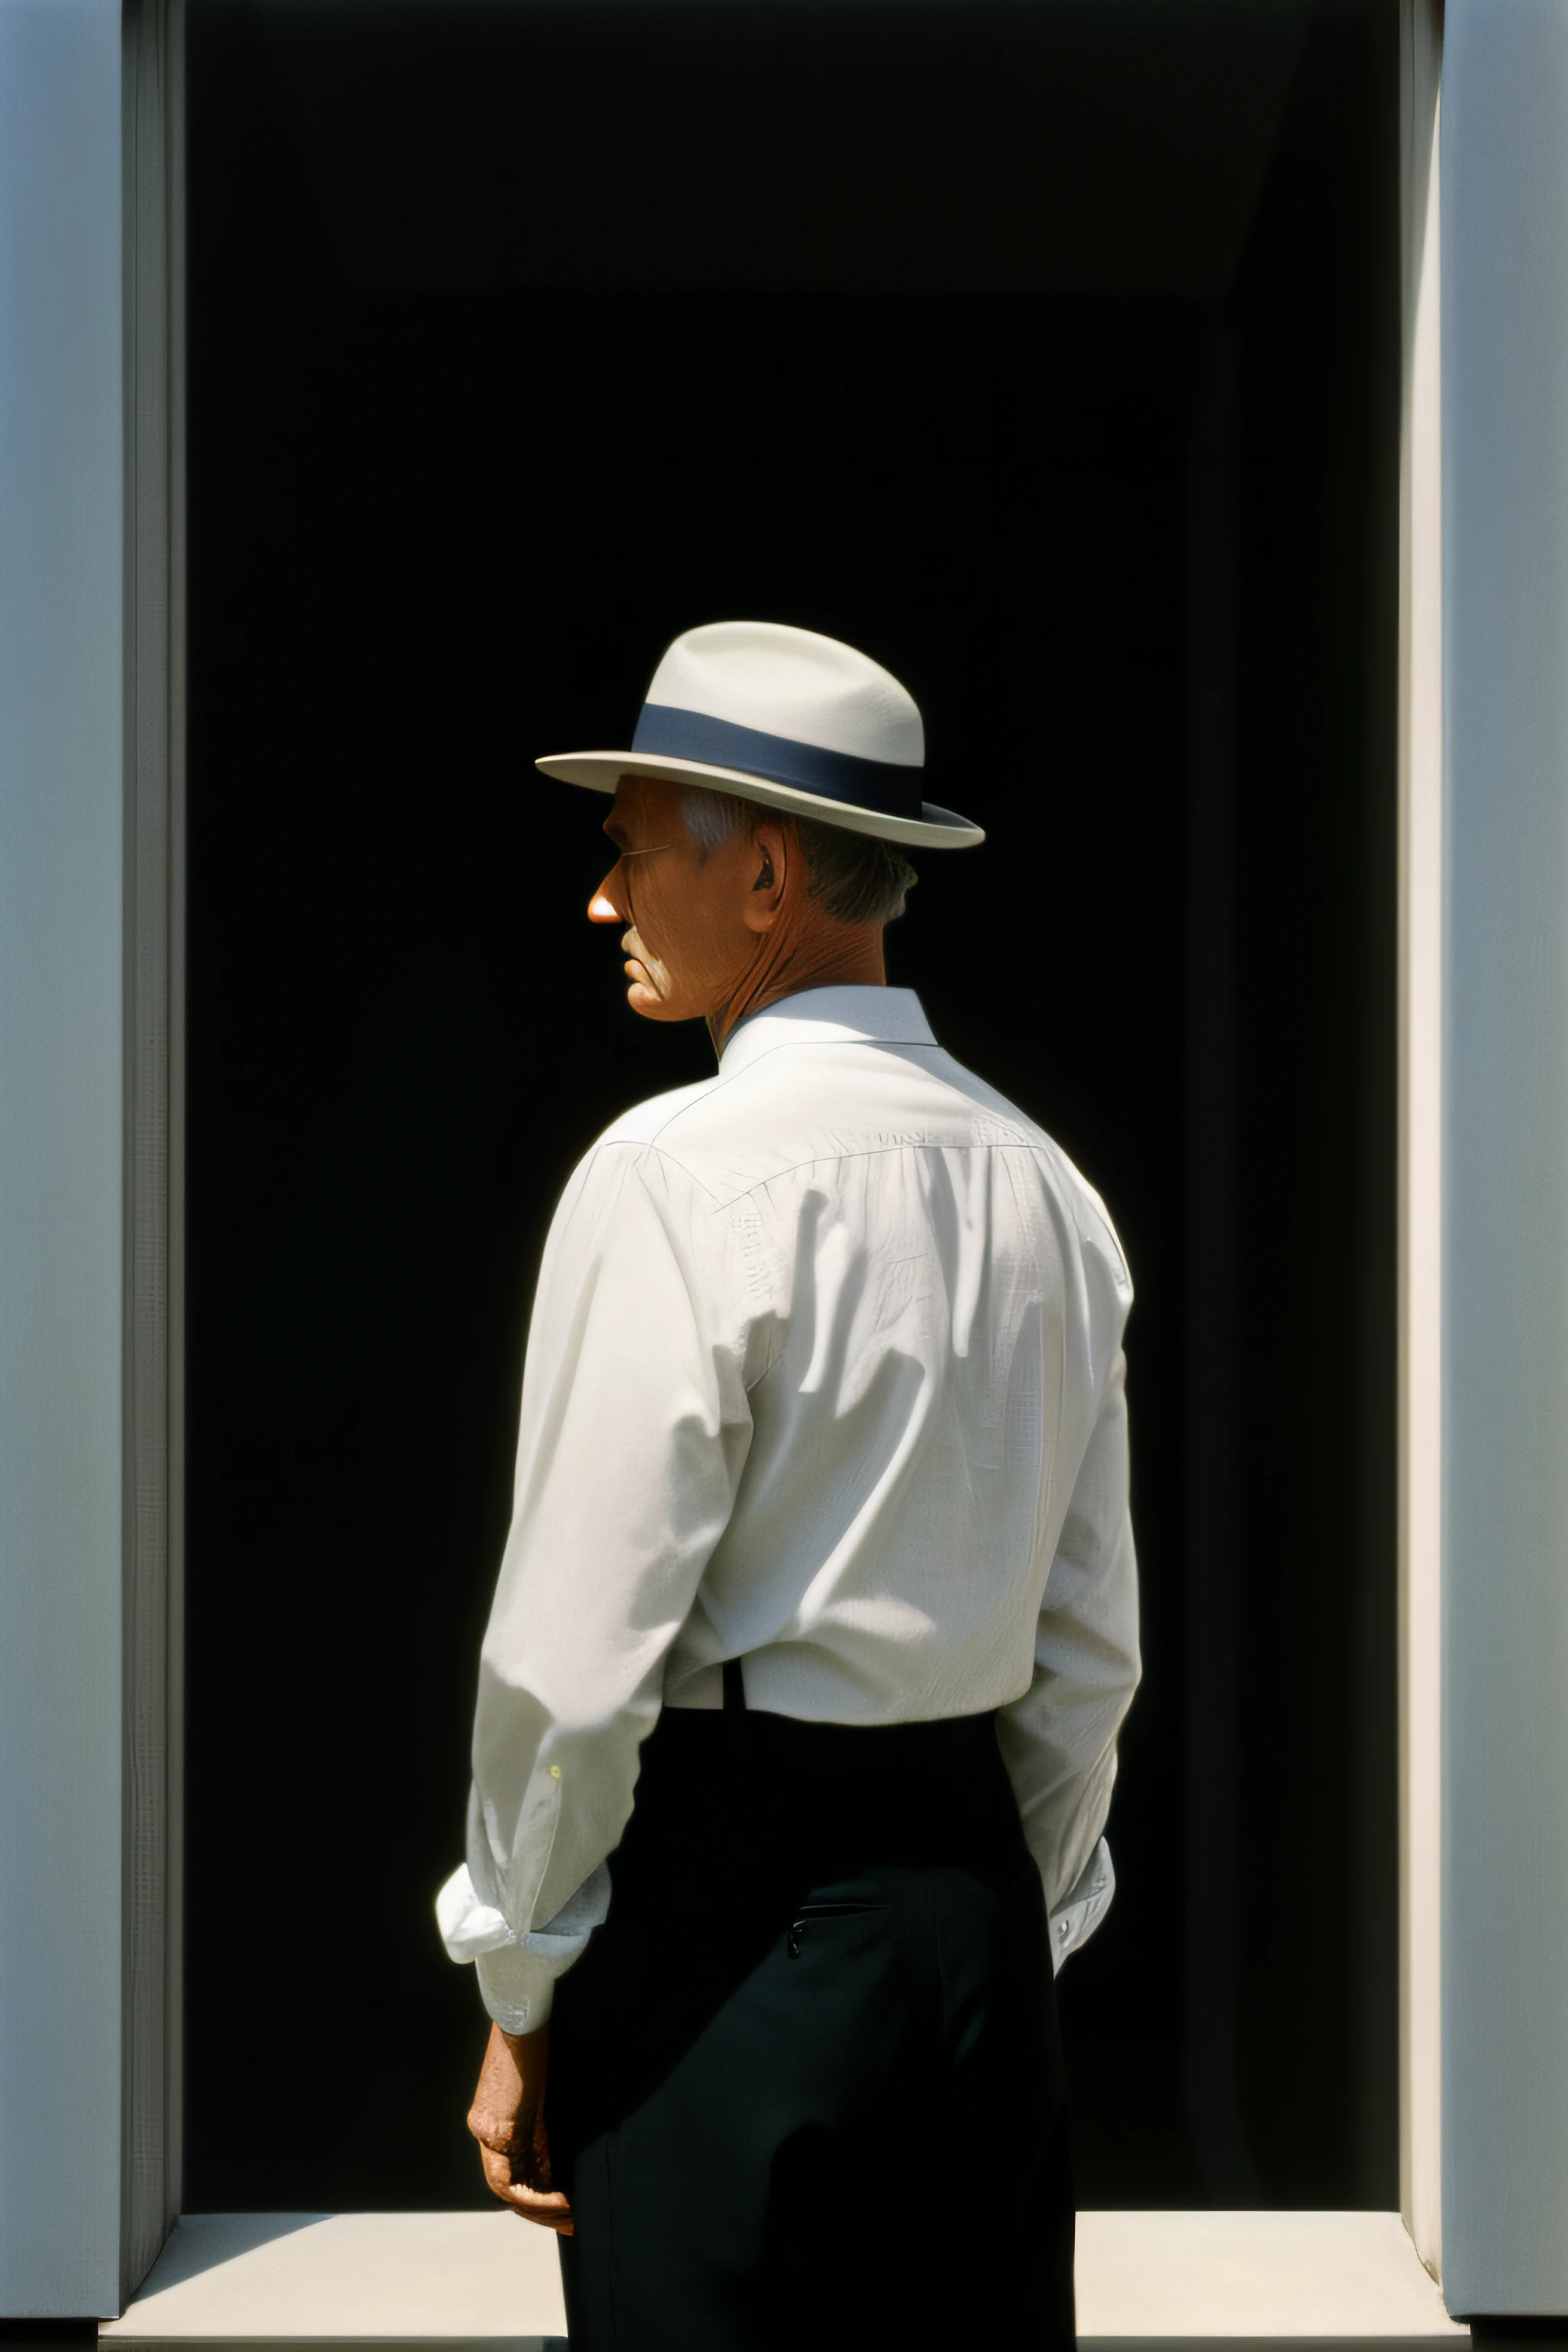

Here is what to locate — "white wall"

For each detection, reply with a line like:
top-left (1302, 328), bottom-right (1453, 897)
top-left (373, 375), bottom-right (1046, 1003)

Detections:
top-left (1442, 0), bottom-right (1568, 2316)
top-left (1397, 0), bottom-right (1443, 2282)
top-left (0, 0), bottom-right (126, 2316)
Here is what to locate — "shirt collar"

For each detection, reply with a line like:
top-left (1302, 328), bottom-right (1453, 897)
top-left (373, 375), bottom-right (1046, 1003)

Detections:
top-left (717, 985), bottom-right (936, 1077)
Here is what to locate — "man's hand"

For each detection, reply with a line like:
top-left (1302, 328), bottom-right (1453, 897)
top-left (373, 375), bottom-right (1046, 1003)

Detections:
top-left (466, 2020), bottom-right (574, 2235)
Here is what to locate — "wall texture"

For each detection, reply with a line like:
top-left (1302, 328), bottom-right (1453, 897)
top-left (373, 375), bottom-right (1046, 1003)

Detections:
top-left (0, 0), bottom-right (125, 2317)
top-left (1443, 0), bottom-right (1568, 2316)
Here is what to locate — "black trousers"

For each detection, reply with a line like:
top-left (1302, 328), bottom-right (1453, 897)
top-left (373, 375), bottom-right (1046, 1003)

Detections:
top-left (548, 1695), bottom-right (1075, 2350)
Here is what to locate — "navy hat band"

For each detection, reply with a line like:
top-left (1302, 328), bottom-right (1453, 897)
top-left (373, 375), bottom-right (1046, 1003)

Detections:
top-left (630, 701), bottom-right (926, 822)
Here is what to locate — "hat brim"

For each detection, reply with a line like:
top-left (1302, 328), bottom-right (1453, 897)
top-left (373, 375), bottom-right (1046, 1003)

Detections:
top-left (534, 750), bottom-right (984, 850)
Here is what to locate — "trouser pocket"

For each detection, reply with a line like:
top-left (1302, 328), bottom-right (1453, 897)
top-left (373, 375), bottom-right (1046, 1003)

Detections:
top-left (785, 1900), bottom-right (890, 1958)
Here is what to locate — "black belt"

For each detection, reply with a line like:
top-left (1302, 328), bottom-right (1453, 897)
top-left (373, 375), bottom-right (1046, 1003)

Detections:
top-left (717, 1654), bottom-right (1007, 1812)
top-left (638, 1665), bottom-right (1024, 1888)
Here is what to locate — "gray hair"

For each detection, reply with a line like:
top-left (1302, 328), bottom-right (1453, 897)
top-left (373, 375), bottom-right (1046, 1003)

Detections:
top-left (681, 786), bottom-right (916, 928)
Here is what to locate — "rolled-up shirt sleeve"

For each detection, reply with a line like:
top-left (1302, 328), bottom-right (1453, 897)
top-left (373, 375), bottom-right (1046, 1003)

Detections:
top-left (436, 1138), bottom-right (752, 2032)
top-left (997, 1262), bottom-right (1141, 1973)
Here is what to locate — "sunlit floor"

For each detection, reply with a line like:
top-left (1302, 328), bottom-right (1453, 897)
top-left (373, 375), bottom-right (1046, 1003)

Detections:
top-left (100, 2207), bottom-right (1465, 2348)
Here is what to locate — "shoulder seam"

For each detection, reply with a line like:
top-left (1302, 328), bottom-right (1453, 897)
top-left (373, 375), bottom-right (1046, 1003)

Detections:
top-left (604, 1060), bottom-right (760, 1153)
top-left (701, 1134), bottom-right (1052, 1215)
top-left (590, 1133), bottom-right (726, 1206)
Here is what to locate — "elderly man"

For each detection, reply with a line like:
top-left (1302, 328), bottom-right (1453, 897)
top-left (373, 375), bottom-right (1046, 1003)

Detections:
top-left (437, 621), bottom-right (1139, 2350)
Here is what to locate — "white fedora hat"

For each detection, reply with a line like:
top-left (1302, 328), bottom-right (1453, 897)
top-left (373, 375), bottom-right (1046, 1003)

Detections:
top-left (535, 619), bottom-right (984, 850)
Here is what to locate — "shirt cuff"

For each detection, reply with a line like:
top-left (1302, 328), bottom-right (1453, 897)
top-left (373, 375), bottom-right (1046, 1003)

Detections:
top-left (1047, 1834), bottom-right (1116, 1974)
top-left (436, 1861), bottom-right (612, 2031)
top-left (475, 1942), bottom-right (563, 2034)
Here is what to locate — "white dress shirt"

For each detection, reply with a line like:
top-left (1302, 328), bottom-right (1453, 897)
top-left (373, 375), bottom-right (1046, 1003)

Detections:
top-left (437, 986), bottom-right (1140, 2029)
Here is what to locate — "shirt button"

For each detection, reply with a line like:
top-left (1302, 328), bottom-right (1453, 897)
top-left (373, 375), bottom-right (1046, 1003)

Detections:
top-left (548, 1765), bottom-right (562, 1780)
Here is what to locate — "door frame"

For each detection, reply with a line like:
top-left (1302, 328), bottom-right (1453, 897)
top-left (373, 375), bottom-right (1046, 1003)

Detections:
top-left (12, 0), bottom-right (1564, 2320)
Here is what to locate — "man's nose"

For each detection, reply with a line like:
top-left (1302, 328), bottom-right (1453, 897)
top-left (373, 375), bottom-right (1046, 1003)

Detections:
top-left (587, 868), bottom-right (625, 925)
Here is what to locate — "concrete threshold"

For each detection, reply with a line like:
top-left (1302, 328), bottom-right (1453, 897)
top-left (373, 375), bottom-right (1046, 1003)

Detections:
top-left (100, 2208), bottom-right (1466, 2349)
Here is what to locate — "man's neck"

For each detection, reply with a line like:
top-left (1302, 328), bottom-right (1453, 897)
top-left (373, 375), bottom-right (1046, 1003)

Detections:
top-left (707, 931), bottom-right (886, 1060)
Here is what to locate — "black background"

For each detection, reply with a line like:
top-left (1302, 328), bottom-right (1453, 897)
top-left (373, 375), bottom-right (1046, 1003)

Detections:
top-left (185, 0), bottom-right (1398, 2213)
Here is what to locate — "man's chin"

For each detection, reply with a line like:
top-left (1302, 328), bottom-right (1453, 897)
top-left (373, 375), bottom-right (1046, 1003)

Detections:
top-left (626, 980), bottom-right (678, 1020)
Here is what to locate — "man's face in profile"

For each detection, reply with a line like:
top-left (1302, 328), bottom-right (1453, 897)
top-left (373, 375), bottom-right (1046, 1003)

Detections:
top-left (588, 774), bottom-right (781, 1026)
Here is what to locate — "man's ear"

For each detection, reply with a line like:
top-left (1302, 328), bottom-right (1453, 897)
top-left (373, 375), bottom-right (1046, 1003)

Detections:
top-left (743, 822), bottom-right (790, 931)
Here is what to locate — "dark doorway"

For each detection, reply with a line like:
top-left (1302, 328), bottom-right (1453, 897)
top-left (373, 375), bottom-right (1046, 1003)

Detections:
top-left (183, 0), bottom-right (1398, 2214)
